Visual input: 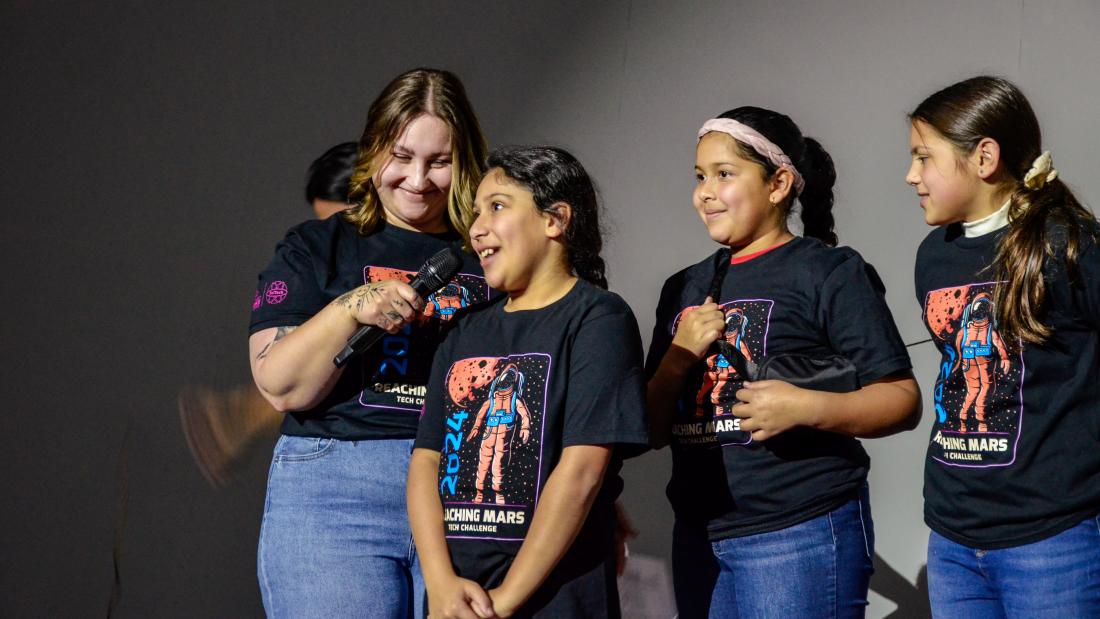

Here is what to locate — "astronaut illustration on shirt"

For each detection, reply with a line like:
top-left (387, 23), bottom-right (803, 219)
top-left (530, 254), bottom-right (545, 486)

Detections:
top-left (669, 299), bottom-right (773, 447)
top-left (924, 282), bottom-right (1023, 467)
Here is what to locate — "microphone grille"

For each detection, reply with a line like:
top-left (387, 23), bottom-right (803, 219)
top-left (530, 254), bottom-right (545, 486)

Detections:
top-left (418, 246), bottom-right (463, 290)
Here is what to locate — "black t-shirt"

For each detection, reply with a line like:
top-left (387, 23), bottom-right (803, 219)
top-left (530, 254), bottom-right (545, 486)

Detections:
top-left (415, 280), bottom-right (650, 618)
top-left (646, 237), bottom-right (912, 540)
top-left (249, 216), bottom-right (492, 440)
top-left (915, 223), bottom-right (1100, 549)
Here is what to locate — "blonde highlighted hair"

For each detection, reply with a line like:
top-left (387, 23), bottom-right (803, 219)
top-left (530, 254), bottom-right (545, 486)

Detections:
top-left (345, 68), bottom-right (487, 247)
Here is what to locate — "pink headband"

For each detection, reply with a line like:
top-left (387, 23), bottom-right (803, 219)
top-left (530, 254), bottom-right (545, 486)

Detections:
top-left (698, 118), bottom-right (806, 196)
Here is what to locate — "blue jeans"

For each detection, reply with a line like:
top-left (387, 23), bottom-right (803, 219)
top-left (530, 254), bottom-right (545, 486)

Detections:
top-left (673, 487), bottom-right (874, 619)
top-left (928, 515), bottom-right (1100, 618)
top-left (258, 436), bottom-right (424, 618)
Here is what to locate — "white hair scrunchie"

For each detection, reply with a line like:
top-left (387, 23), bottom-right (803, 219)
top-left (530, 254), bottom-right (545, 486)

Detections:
top-left (1023, 150), bottom-right (1058, 190)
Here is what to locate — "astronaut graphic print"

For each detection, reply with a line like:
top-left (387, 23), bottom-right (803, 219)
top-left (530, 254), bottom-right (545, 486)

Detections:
top-left (436, 353), bottom-right (549, 541)
top-left (923, 281), bottom-right (1024, 467)
top-left (360, 266), bottom-right (491, 412)
top-left (670, 299), bottom-right (774, 448)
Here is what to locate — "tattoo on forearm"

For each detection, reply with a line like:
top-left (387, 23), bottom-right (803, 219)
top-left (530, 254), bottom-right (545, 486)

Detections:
top-left (255, 325), bottom-right (298, 361)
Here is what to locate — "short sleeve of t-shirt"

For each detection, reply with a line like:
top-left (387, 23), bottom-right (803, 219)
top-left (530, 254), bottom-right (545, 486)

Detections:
top-left (250, 224), bottom-right (328, 333)
top-left (563, 304), bottom-right (650, 450)
top-left (816, 252), bottom-right (911, 384)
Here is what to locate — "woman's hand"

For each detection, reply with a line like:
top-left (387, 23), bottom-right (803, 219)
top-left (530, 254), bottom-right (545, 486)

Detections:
top-left (671, 296), bottom-right (725, 360)
top-left (428, 575), bottom-right (496, 619)
top-left (732, 380), bottom-right (818, 441)
top-left (334, 280), bottom-right (424, 333)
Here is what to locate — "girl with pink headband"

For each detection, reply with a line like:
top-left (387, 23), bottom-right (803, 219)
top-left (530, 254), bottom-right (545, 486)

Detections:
top-left (646, 106), bottom-right (921, 618)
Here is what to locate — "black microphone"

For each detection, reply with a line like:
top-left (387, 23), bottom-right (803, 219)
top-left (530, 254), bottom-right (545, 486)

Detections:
top-left (333, 246), bottom-right (463, 367)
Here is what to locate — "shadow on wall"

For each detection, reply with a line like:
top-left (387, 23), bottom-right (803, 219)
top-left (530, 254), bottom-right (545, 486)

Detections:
top-left (871, 553), bottom-right (930, 619)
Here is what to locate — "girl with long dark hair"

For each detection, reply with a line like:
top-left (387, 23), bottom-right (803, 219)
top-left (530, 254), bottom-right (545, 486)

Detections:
top-left (908, 75), bottom-right (1100, 616)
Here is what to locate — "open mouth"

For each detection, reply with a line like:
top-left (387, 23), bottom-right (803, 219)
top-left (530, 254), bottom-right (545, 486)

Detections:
top-left (477, 247), bottom-right (498, 260)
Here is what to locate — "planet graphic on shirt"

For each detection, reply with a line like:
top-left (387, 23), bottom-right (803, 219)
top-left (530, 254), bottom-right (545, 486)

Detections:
top-left (446, 357), bottom-right (501, 406)
top-left (925, 285), bottom-right (970, 340)
top-left (366, 266), bottom-right (414, 284)
top-left (265, 281), bottom-right (289, 305)
top-left (364, 265), bottom-right (437, 320)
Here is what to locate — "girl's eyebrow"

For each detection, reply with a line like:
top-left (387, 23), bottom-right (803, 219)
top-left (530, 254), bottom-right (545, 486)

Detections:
top-left (476, 192), bottom-right (512, 205)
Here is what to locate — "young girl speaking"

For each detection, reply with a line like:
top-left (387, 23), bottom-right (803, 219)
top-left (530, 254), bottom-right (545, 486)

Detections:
top-left (409, 146), bottom-right (649, 618)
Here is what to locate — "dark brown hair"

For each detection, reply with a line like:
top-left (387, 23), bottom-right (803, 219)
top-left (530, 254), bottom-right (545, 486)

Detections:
top-left (911, 76), bottom-right (1094, 344)
top-left (345, 68), bottom-right (487, 246)
top-left (486, 146), bottom-right (607, 289)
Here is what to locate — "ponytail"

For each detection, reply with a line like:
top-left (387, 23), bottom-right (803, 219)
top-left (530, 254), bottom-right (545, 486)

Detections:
top-left (567, 240), bottom-right (609, 290)
top-left (797, 137), bottom-right (838, 247)
top-left (993, 178), bottom-right (1092, 344)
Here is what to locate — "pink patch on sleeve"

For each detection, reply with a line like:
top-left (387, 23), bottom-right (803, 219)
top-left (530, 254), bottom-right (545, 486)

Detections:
top-left (252, 290), bottom-right (263, 310)
top-left (265, 281), bottom-right (289, 305)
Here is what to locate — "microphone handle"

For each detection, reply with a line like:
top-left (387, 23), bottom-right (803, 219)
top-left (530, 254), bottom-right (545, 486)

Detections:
top-left (332, 273), bottom-right (442, 368)
top-left (333, 325), bottom-right (386, 368)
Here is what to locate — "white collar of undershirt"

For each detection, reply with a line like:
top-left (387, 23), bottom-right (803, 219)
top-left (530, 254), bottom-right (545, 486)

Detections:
top-left (962, 200), bottom-right (1010, 238)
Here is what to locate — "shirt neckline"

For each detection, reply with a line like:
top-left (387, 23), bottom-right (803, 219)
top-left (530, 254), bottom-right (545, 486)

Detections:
top-left (497, 279), bottom-right (583, 316)
top-left (962, 200), bottom-right (1011, 238)
top-left (730, 238), bottom-right (794, 265)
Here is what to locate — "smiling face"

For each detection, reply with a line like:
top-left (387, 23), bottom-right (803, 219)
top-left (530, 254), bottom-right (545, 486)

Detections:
top-left (693, 132), bottom-right (783, 247)
top-left (469, 169), bottom-right (562, 294)
top-left (906, 121), bottom-right (984, 226)
top-left (373, 114), bottom-right (454, 233)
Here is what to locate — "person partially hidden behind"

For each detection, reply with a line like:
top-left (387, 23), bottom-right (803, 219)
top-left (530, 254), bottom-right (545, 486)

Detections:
top-left (178, 142), bottom-right (357, 487)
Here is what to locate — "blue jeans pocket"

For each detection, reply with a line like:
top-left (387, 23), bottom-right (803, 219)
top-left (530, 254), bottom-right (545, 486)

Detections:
top-left (273, 435), bottom-right (336, 462)
top-left (710, 538), bottom-right (730, 557)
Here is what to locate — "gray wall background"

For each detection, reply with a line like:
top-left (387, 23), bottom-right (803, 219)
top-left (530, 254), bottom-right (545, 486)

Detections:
top-left (3, 1), bottom-right (1098, 616)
